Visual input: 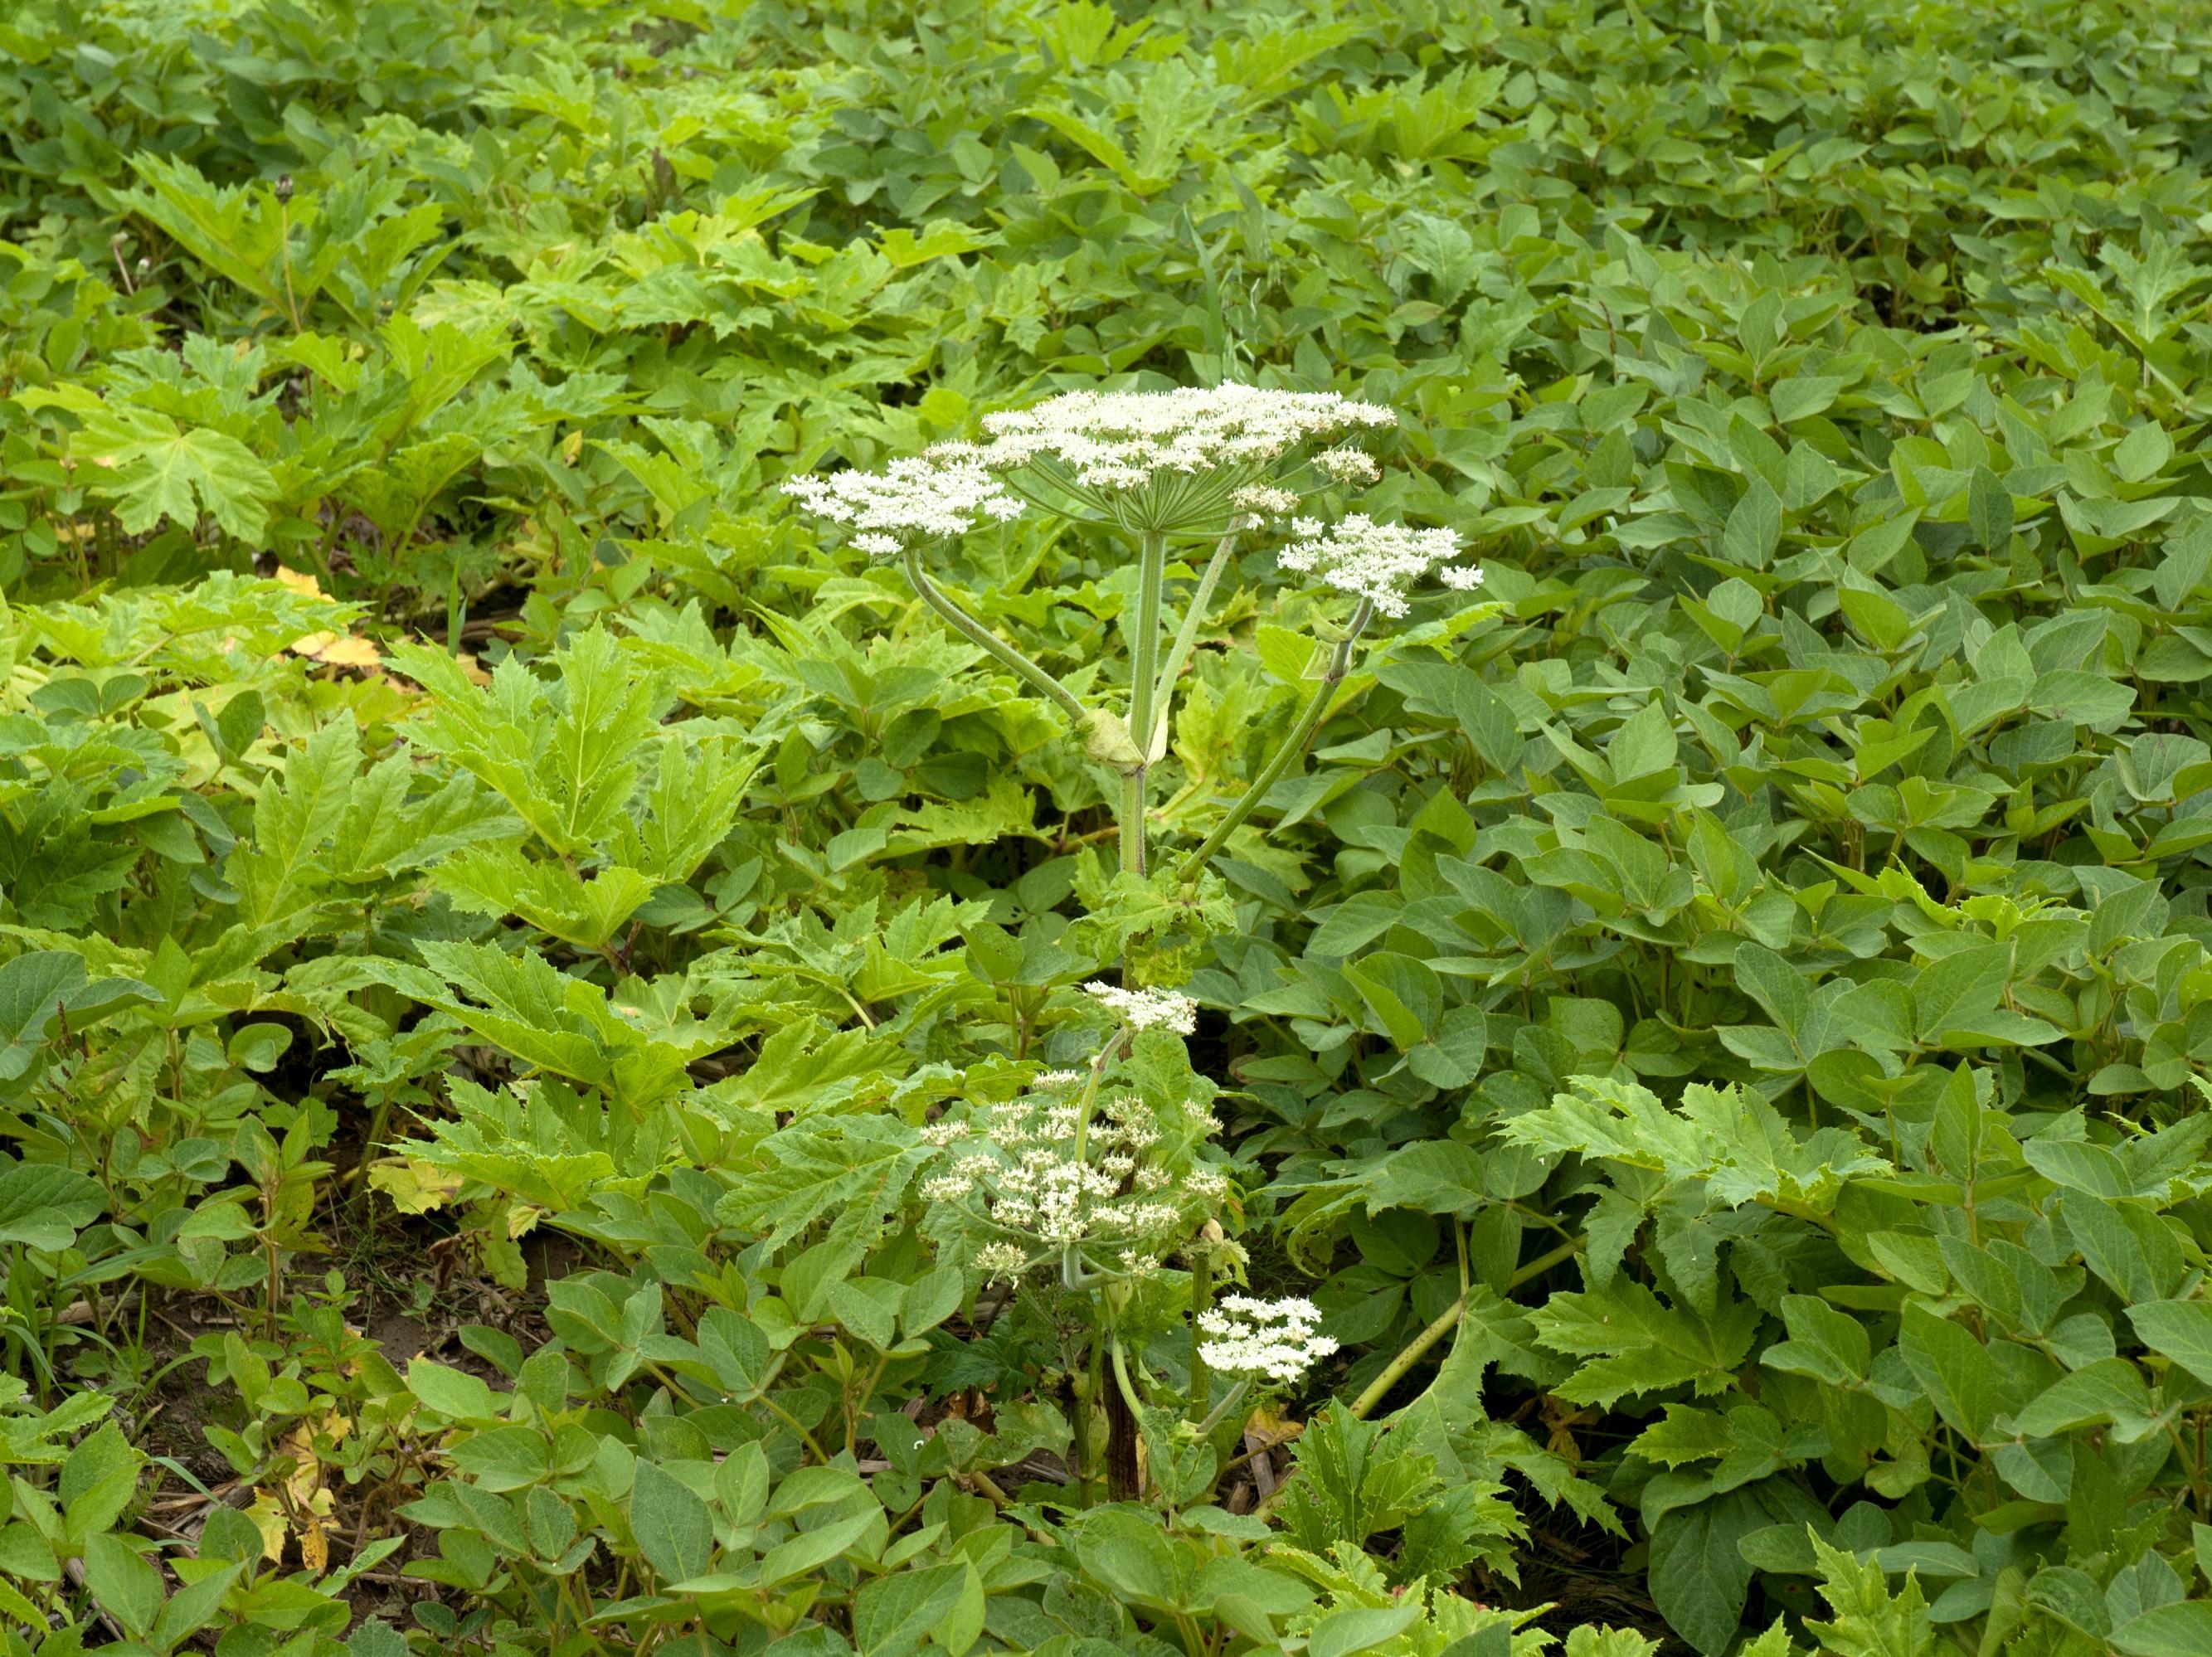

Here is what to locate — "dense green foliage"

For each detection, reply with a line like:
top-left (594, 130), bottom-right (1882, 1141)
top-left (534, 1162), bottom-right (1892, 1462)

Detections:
top-left (9, 1), bottom-right (2212, 1655)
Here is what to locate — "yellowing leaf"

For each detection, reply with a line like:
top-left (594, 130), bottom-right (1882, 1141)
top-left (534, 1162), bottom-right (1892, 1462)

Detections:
top-left (369, 1155), bottom-right (466, 1214)
top-left (245, 1491), bottom-right (288, 1562)
top-left (289, 629), bottom-right (382, 668)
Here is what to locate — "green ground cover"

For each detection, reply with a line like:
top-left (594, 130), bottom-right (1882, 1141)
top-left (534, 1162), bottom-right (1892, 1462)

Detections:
top-left (7, 2), bottom-right (2212, 1654)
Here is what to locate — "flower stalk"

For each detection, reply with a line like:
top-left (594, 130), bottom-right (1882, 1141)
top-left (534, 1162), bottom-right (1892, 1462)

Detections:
top-left (1176, 596), bottom-right (1374, 883)
top-left (1152, 531), bottom-right (1238, 717)
top-left (1119, 529), bottom-right (1170, 876)
top-left (902, 547), bottom-right (1087, 727)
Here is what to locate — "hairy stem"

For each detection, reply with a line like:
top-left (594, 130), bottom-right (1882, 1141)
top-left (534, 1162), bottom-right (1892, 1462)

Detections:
top-left (902, 547), bottom-right (1088, 727)
top-left (1189, 1242), bottom-right (1213, 1416)
top-left (1105, 1335), bottom-right (1141, 1500)
top-left (1175, 598), bottom-right (1373, 883)
top-left (1347, 1295), bottom-right (1464, 1420)
top-left (1346, 1235), bottom-right (1582, 1419)
top-left (1193, 1375), bottom-right (1253, 1441)
top-left (1121, 529), bottom-right (1169, 877)
top-left (1151, 531), bottom-right (1238, 718)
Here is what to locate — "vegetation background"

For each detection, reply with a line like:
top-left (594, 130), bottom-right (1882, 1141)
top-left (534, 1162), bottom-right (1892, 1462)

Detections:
top-left (7, 1), bottom-right (2212, 1655)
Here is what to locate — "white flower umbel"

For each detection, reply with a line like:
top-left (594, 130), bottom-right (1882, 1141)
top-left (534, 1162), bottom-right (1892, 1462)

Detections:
top-left (1195, 1295), bottom-right (1340, 1386)
top-left (1276, 513), bottom-right (1474, 619)
top-left (781, 454), bottom-right (1024, 553)
top-left (973, 1241), bottom-right (1032, 1280)
top-left (1083, 980), bottom-right (1198, 1035)
top-left (934, 384), bottom-right (1396, 536)
top-left (924, 1079), bottom-right (1228, 1282)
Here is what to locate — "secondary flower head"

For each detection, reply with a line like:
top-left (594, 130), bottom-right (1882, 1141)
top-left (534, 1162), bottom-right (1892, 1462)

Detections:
top-left (973, 1240), bottom-right (1031, 1280)
top-left (1084, 980), bottom-right (1198, 1034)
top-left (1276, 514), bottom-right (1477, 618)
top-left (1197, 1295), bottom-right (1339, 1385)
top-left (781, 454), bottom-right (1024, 555)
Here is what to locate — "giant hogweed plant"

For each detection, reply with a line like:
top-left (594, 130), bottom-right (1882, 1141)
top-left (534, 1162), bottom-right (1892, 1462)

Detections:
top-left (777, 381), bottom-right (1486, 1496)
top-left (14, 2), bottom-right (2212, 1655)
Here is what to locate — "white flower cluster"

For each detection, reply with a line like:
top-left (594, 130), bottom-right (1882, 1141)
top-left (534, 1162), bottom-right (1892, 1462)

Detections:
top-left (1084, 980), bottom-right (1198, 1034)
top-left (935, 385), bottom-right (1395, 494)
top-left (1232, 483), bottom-right (1300, 518)
top-left (1312, 446), bottom-right (1380, 483)
top-left (973, 1241), bottom-right (1030, 1280)
top-left (781, 454), bottom-right (1025, 554)
top-left (922, 1076), bottom-right (1229, 1276)
top-left (1276, 514), bottom-right (1480, 618)
top-left (1196, 1295), bottom-right (1340, 1385)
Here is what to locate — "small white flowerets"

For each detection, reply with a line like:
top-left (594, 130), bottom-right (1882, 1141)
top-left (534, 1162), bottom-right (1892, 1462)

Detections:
top-left (1196, 1295), bottom-right (1340, 1385)
top-left (925, 1071), bottom-right (1230, 1280)
top-left (972, 1241), bottom-right (1030, 1279)
top-left (1083, 980), bottom-right (1198, 1035)
top-left (780, 454), bottom-right (1025, 552)
top-left (1276, 513), bottom-right (1480, 619)
top-left (941, 385), bottom-right (1397, 494)
top-left (1232, 483), bottom-right (1300, 518)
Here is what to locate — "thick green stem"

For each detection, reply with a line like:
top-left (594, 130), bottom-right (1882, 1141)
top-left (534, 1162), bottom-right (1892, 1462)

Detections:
top-left (903, 547), bottom-right (1087, 727)
top-left (1175, 599), bottom-right (1373, 883)
top-left (1072, 1355), bottom-right (1096, 1509)
top-left (1348, 1295), bottom-right (1463, 1420)
top-left (1346, 1235), bottom-right (1582, 1419)
top-left (1189, 1242), bottom-right (1213, 1416)
top-left (1119, 770), bottom-right (1148, 876)
top-left (1111, 1338), bottom-right (1147, 1420)
top-left (1084, 1337), bottom-right (1108, 1505)
top-left (1193, 1375), bottom-right (1253, 1441)
top-left (1151, 532), bottom-right (1238, 718)
top-left (1120, 530), bottom-right (1169, 876)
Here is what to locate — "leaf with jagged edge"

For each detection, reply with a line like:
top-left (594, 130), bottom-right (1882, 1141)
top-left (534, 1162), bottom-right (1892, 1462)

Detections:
top-left (124, 153), bottom-right (291, 307)
top-left (230, 718), bottom-right (359, 931)
top-left (333, 755), bottom-right (519, 881)
top-left (393, 627), bottom-right (661, 860)
top-left (1803, 1533), bottom-right (1935, 1657)
top-left (391, 1075), bottom-right (633, 1211)
top-left (365, 942), bottom-right (693, 1110)
top-left (1526, 1276), bottom-right (1762, 1409)
top-left (1501, 1076), bottom-right (1889, 1219)
top-left (610, 731), bottom-right (759, 884)
top-left (434, 845), bottom-right (655, 951)
top-left (712, 1112), bottom-right (931, 1278)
